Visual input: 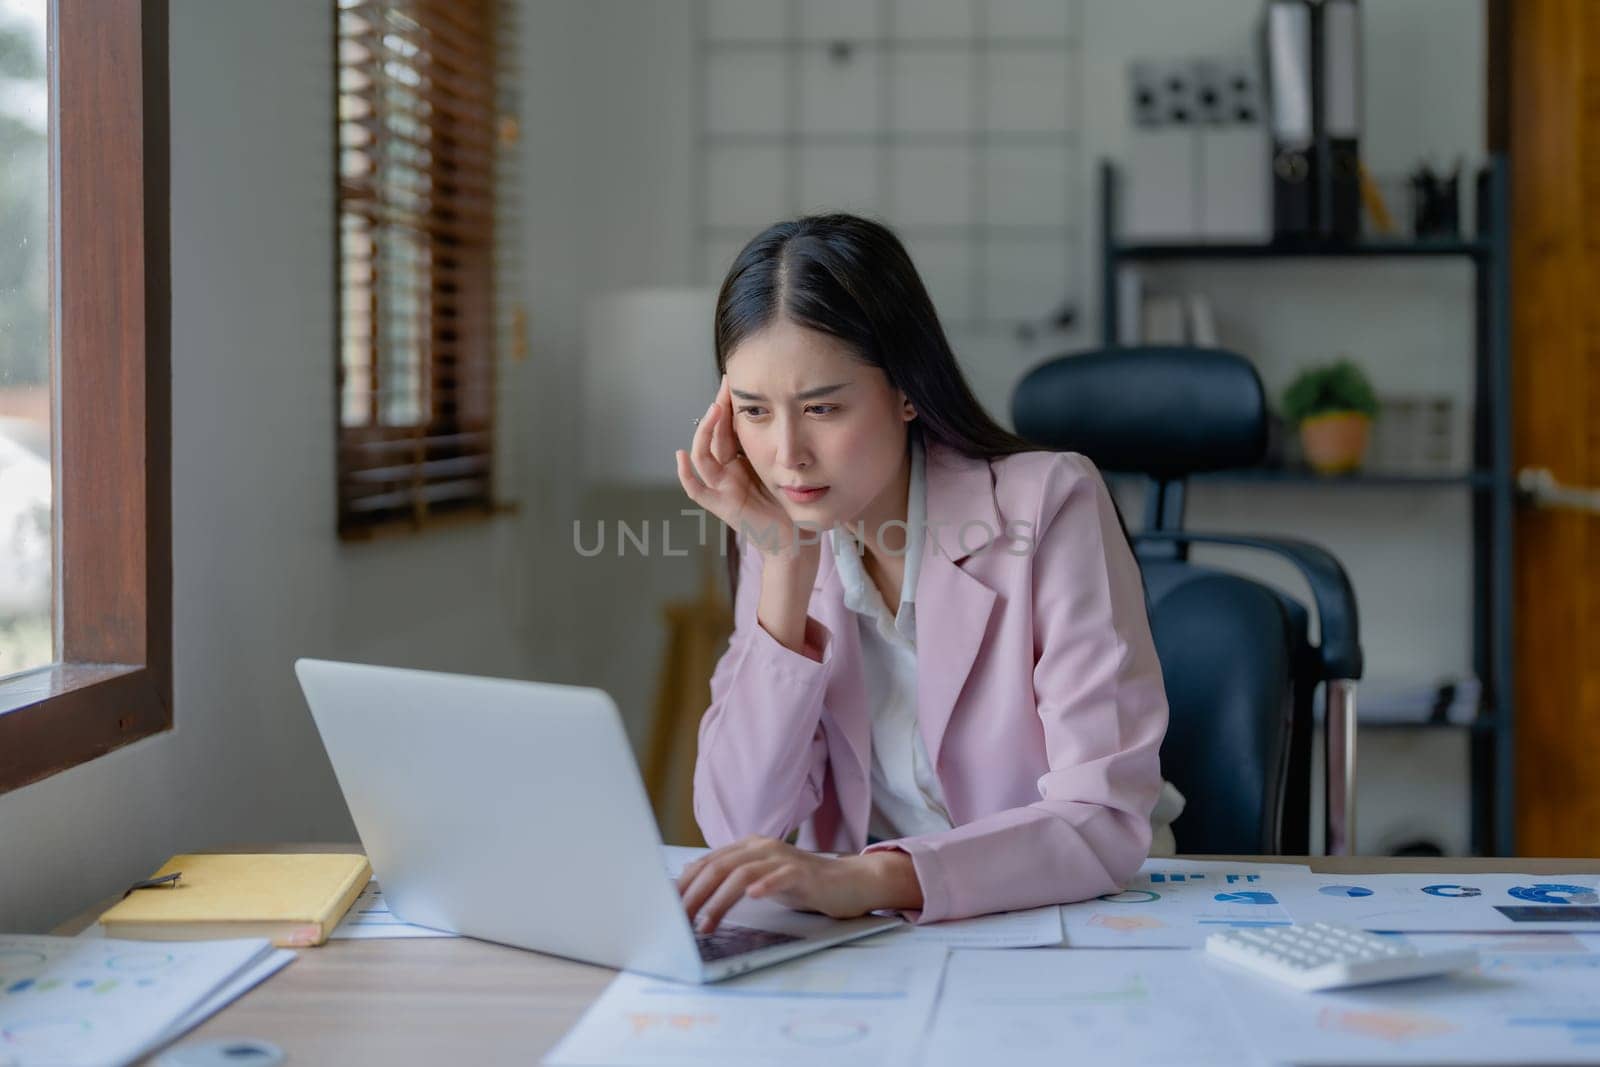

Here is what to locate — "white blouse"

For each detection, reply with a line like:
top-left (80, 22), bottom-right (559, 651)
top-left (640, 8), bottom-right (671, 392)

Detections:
top-left (830, 435), bottom-right (954, 841)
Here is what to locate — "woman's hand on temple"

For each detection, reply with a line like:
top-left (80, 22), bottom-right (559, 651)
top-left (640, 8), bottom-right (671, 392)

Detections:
top-left (676, 835), bottom-right (923, 934)
top-left (675, 375), bottom-right (805, 560)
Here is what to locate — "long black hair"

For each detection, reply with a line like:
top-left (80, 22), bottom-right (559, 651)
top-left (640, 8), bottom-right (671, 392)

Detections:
top-left (713, 213), bottom-right (1035, 600)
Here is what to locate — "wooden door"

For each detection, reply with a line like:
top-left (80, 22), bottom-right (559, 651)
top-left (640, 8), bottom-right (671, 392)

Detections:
top-left (1503, 0), bottom-right (1600, 855)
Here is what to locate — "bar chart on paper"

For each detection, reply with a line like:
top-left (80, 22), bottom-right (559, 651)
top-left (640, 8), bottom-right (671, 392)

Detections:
top-left (1061, 859), bottom-right (1311, 947)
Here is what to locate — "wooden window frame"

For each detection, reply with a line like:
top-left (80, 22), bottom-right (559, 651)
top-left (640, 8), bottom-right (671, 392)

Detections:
top-left (0, 0), bottom-right (172, 795)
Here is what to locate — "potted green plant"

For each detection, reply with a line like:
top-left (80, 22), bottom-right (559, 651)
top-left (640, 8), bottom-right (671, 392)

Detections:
top-left (1281, 359), bottom-right (1379, 474)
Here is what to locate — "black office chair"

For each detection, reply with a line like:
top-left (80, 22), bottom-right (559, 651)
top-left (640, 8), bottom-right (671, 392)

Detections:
top-left (1012, 346), bottom-right (1363, 855)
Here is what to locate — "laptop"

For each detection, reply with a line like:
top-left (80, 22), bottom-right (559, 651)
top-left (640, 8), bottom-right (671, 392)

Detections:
top-left (294, 658), bottom-right (901, 983)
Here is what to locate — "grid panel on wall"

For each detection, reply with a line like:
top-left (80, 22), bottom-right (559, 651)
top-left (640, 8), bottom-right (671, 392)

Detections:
top-left (693, 0), bottom-right (1083, 336)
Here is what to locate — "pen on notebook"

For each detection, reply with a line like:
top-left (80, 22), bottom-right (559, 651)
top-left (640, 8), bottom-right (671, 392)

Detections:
top-left (121, 871), bottom-right (182, 898)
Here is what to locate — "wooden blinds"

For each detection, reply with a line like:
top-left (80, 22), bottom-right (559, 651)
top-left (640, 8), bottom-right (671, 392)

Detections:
top-left (335, 0), bottom-right (508, 536)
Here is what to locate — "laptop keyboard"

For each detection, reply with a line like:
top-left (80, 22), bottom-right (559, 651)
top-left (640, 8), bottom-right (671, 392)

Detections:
top-left (695, 922), bottom-right (802, 962)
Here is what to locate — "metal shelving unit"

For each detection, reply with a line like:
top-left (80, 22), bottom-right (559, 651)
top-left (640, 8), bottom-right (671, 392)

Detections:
top-left (1099, 157), bottom-right (1514, 855)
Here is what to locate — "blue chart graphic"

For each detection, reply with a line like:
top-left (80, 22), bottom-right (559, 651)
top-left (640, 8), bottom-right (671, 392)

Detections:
top-left (1149, 873), bottom-right (1205, 884)
top-left (1422, 884), bottom-right (1483, 898)
top-left (1214, 891), bottom-right (1278, 906)
top-left (1508, 884), bottom-right (1600, 906)
top-left (1098, 890), bottom-right (1161, 904)
top-left (1318, 885), bottom-right (1374, 898)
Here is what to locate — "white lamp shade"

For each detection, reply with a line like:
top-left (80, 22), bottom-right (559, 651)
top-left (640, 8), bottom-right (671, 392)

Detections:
top-left (582, 287), bottom-right (719, 487)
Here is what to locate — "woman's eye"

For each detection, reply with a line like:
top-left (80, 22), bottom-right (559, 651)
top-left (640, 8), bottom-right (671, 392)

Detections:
top-left (737, 406), bottom-right (766, 418)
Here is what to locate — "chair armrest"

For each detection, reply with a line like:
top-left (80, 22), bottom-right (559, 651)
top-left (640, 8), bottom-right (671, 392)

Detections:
top-left (1134, 531), bottom-right (1363, 681)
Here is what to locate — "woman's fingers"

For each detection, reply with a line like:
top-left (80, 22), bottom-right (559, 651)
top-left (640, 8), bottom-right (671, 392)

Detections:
top-left (676, 850), bottom-right (713, 895)
top-left (678, 851), bottom-right (732, 920)
top-left (710, 400), bottom-right (739, 465)
top-left (710, 375), bottom-right (741, 464)
top-left (674, 449), bottom-right (707, 503)
top-left (693, 860), bottom-right (784, 934)
top-left (681, 846), bottom-right (765, 922)
top-left (688, 398), bottom-right (726, 490)
top-left (678, 838), bottom-right (770, 916)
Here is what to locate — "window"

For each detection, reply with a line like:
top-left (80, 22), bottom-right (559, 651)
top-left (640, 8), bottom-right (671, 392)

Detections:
top-left (0, 0), bottom-right (172, 794)
top-left (335, 0), bottom-right (512, 537)
top-left (0, 0), bottom-right (50, 679)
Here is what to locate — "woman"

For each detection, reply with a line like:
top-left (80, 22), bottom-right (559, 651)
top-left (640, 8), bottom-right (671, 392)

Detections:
top-left (673, 214), bottom-right (1183, 934)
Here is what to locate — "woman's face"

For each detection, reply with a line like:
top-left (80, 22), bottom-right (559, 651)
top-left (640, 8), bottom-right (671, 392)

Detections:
top-left (723, 317), bottom-right (915, 532)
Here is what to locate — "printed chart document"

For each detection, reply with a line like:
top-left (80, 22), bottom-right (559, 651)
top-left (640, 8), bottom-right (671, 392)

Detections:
top-left (919, 948), bottom-right (1262, 1067)
top-left (1209, 930), bottom-right (1600, 1063)
top-left (1272, 873), bottom-right (1600, 933)
top-left (1062, 858), bottom-right (1312, 947)
top-left (544, 943), bottom-right (948, 1067)
top-left (329, 881), bottom-right (458, 940)
top-left (0, 934), bottom-right (280, 1067)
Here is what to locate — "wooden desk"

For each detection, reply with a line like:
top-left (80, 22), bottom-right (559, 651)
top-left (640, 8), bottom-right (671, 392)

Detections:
top-left (53, 847), bottom-right (1600, 1066)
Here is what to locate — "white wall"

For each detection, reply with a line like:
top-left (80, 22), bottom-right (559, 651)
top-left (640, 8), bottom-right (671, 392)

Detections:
top-left (0, 0), bottom-right (542, 933)
top-left (514, 0), bottom-right (707, 748)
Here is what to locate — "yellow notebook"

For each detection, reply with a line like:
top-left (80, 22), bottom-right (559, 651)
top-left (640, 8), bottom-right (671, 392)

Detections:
top-left (98, 853), bottom-right (372, 947)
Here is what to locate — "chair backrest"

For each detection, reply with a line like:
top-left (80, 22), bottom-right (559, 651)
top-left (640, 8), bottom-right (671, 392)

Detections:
top-left (1142, 562), bottom-right (1312, 854)
top-left (1012, 345), bottom-right (1315, 854)
top-left (1011, 346), bottom-right (1267, 482)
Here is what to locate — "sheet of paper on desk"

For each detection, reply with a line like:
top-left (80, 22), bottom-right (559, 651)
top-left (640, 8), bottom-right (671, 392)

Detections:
top-left (851, 905), bottom-right (1062, 948)
top-left (543, 943), bottom-right (948, 1067)
top-left (0, 934), bottom-right (277, 1067)
top-left (1399, 930), bottom-right (1600, 955)
top-left (1061, 858), bottom-right (1314, 948)
top-left (1208, 931), bottom-right (1600, 1064)
top-left (328, 880), bottom-right (459, 939)
top-left (146, 948), bottom-right (296, 1056)
top-left (920, 948), bottom-right (1261, 1067)
top-left (1271, 873), bottom-right (1600, 933)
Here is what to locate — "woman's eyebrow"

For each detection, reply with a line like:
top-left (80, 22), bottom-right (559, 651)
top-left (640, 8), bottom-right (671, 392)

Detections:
top-left (730, 382), bottom-right (850, 402)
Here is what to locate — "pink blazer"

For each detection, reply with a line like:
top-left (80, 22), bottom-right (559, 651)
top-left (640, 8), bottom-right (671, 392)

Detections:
top-left (693, 442), bottom-right (1169, 923)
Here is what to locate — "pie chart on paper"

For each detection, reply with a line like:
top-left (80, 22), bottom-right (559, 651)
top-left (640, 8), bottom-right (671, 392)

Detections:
top-left (1214, 891), bottom-right (1278, 905)
top-left (1318, 885), bottom-right (1375, 898)
top-left (1507, 884), bottom-right (1600, 905)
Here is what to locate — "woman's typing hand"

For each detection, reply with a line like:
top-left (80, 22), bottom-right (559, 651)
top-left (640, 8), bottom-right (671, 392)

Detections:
top-left (676, 835), bottom-right (923, 934)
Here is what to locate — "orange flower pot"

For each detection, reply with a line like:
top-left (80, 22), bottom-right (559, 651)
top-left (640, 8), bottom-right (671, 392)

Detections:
top-left (1299, 412), bottom-right (1371, 474)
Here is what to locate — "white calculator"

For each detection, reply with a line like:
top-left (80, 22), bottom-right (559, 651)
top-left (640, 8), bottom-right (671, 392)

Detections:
top-left (1205, 922), bottom-right (1480, 991)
